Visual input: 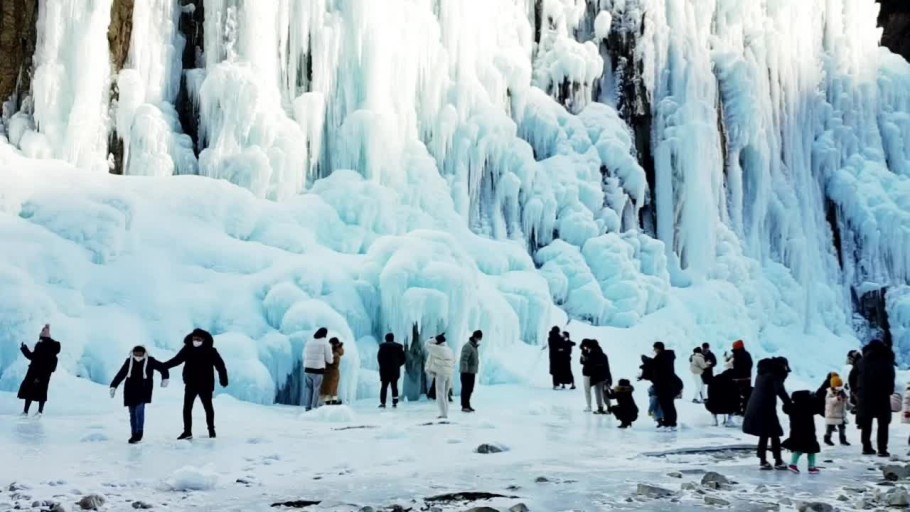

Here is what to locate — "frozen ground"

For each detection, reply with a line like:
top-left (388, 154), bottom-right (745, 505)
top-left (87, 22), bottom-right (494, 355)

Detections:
top-left (2, 376), bottom-right (908, 512)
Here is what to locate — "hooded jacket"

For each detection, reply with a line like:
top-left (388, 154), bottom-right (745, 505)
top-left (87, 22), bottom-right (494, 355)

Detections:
top-left (303, 335), bottom-right (334, 373)
top-left (110, 348), bottom-right (170, 407)
top-left (164, 329), bottom-right (228, 391)
top-left (377, 340), bottom-right (406, 379)
top-left (690, 352), bottom-right (709, 375)
top-left (856, 340), bottom-right (896, 421)
top-left (825, 387), bottom-right (848, 425)
top-left (17, 336), bottom-right (62, 402)
top-left (425, 341), bottom-right (455, 379)
top-left (742, 358), bottom-right (791, 438)
top-left (782, 390), bottom-right (821, 454)
top-left (651, 349), bottom-right (681, 396)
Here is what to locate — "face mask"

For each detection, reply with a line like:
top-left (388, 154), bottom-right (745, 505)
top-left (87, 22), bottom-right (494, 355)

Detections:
top-left (193, 340), bottom-right (203, 348)
top-left (133, 355), bottom-right (144, 362)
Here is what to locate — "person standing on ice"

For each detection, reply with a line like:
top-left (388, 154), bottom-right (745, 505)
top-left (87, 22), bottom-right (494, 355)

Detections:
top-left (846, 350), bottom-right (862, 414)
top-left (17, 324), bottom-right (61, 417)
top-left (425, 334), bottom-right (455, 419)
top-left (302, 327), bottom-right (334, 411)
top-left (855, 339), bottom-right (895, 457)
top-left (109, 346), bottom-right (170, 444)
top-left (823, 374), bottom-right (850, 446)
top-left (729, 340), bottom-right (754, 414)
top-left (459, 330), bottom-right (481, 413)
top-left (649, 342), bottom-right (681, 431)
top-left (320, 338), bottom-right (344, 405)
top-left (782, 390), bottom-right (822, 474)
top-left (743, 357), bottom-right (791, 471)
top-left (547, 326), bottom-right (565, 389)
top-left (164, 328), bottom-right (229, 440)
top-left (580, 339), bottom-right (612, 414)
top-left (689, 347), bottom-right (710, 403)
top-left (377, 333), bottom-right (406, 408)
top-left (560, 331), bottom-right (577, 390)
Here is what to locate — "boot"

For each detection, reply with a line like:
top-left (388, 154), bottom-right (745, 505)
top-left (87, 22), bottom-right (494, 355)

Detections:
top-left (379, 403), bottom-right (387, 409)
top-left (208, 428), bottom-right (217, 439)
top-left (823, 436), bottom-right (834, 446)
top-left (840, 437), bottom-right (850, 446)
top-left (177, 432), bottom-right (193, 440)
top-left (594, 408), bottom-right (606, 415)
top-left (759, 461), bottom-right (772, 471)
top-left (392, 398), bottom-right (398, 408)
top-left (128, 434), bottom-right (138, 444)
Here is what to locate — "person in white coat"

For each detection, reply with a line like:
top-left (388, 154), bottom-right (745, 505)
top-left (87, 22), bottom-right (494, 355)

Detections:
top-left (689, 347), bottom-right (710, 403)
top-left (303, 327), bottom-right (334, 411)
top-left (425, 334), bottom-right (456, 419)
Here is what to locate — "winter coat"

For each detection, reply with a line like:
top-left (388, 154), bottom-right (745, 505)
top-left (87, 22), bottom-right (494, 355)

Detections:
top-left (581, 350), bottom-right (612, 386)
top-left (459, 341), bottom-right (479, 375)
top-left (110, 355), bottom-right (170, 407)
top-left (782, 390), bottom-right (821, 454)
top-left (847, 363), bottom-right (860, 409)
top-left (902, 385), bottom-right (910, 425)
top-left (856, 341), bottom-right (896, 422)
top-left (377, 341), bottom-right (406, 380)
top-left (303, 336), bottom-right (334, 373)
top-left (163, 329), bottom-right (228, 391)
top-left (689, 353), bottom-right (709, 375)
top-left (701, 350), bottom-right (717, 382)
top-left (650, 350), bottom-right (681, 397)
top-left (608, 385), bottom-right (639, 424)
top-left (17, 337), bottom-right (62, 402)
top-left (425, 342), bottom-right (455, 379)
top-left (705, 370), bottom-right (741, 416)
top-left (730, 348), bottom-right (753, 382)
top-left (825, 387), bottom-right (848, 426)
top-left (321, 346), bottom-right (344, 396)
top-left (547, 331), bottom-right (564, 376)
top-left (742, 358), bottom-right (791, 438)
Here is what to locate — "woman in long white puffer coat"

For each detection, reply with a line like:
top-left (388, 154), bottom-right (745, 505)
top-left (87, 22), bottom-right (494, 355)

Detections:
top-left (425, 335), bottom-right (456, 419)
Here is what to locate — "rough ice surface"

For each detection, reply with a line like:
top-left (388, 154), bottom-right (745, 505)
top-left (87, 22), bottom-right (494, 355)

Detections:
top-left (0, 0), bottom-right (909, 406)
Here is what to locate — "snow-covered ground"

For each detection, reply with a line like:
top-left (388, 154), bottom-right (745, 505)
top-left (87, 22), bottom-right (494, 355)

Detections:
top-left (3, 374), bottom-right (909, 512)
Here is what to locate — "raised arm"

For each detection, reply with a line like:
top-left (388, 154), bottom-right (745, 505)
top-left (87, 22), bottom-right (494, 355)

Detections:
top-left (110, 359), bottom-right (129, 389)
top-left (20, 343), bottom-right (33, 360)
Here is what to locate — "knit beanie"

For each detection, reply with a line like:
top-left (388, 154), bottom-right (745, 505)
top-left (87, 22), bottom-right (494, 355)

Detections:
top-left (830, 374), bottom-right (843, 389)
top-left (732, 339), bottom-right (745, 350)
top-left (39, 324), bottom-right (51, 338)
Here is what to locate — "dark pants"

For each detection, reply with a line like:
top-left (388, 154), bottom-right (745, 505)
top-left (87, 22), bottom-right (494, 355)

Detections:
top-left (380, 377), bottom-right (400, 405)
top-left (825, 424), bottom-right (847, 442)
top-left (657, 392), bottom-right (677, 427)
top-left (183, 388), bottom-right (215, 434)
top-left (757, 435), bottom-right (782, 464)
top-left (461, 373), bottom-right (476, 409)
top-left (129, 403), bottom-right (146, 434)
top-left (860, 414), bottom-right (890, 453)
top-left (23, 400), bottom-right (46, 414)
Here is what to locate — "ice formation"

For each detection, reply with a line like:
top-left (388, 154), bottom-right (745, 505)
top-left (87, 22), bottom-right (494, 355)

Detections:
top-left (0, 0), bottom-right (909, 404)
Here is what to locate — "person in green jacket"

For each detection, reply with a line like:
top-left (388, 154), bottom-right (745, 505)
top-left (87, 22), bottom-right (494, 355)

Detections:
top-left (460, 330), bottom-right (482, 413)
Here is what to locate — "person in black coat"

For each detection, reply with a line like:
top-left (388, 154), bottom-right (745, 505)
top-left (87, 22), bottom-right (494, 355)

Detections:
top-left (18, 324), bottom-right (61, 417)
top-left (701, 342), bottom-right (718, 381)
top-left (704, 370), bottom-right (740, 426)
top-left (846, 349), bottom-right (862, 413)
top-left (855, 339), bottom-right (895, 457)
top-left (560, 331), bottom-right (577, 389)
top-left (547, 327), bottom-right (565, 389)
top-left (782, 390), bottom-right (821, 474)
top-left (607, 379), bottom-right (639, 428)
top-left (110, 346), bottom-right (170, 443)
top-left (164, 329), bottom-right (229, 440)
top-left (729, 340), bottom-right (754, 415)
top-left (580, 339), bottom-right (612, 414)
top-left (742, 357), bottom-right (792, 470)
top-left (377, 333), bottom-right (406, 408)
top-left (646, 341), bottom-right (681, 429)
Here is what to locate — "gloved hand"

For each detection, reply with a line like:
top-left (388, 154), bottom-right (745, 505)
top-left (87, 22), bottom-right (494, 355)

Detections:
top-left (109, 388), bottom-right (116, 398)
top-left (220, 377), bottom-right (229, 388)
top-left (161, 379), bottom-right (169, 388)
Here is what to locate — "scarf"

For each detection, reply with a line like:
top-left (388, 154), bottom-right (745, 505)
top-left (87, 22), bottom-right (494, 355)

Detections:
top-left (127, 353), bottom-right (149, 379)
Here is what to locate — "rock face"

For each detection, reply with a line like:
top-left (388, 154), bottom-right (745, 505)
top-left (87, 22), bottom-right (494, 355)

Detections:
top-left (0, 0), bottom-right (38, 110)
top-left (878, 0), bottom-right (910, 62)
top-left (108, 0), bottom-right (135, 72)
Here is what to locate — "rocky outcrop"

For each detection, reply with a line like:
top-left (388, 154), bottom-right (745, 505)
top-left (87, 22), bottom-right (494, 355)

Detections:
top-left (0, 0), bottom-right (38, 112)
top-left (108, 0), bottom-right (135, 72)
top-left (878, 0), bottom-right (910, 62)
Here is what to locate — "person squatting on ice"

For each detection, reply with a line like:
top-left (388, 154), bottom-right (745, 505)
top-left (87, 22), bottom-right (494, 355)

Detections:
top-left (302, 328), bottom-right (334, 411)
top-left (580, 339), bottom-right (612, 414)
top-left (164, 329), bottom-right (229, 440)
top-left (689, 346), bottom-right (710, 403)
top-left (743, 357), bottom-right (791, 471)
top-left (607, 379), bottom-right (638, 428)
top-left (18, 324), bottom-right (61, 417)
top-left (824, 374), bottom-right (851, 446)
top-left (110, 346), bottom-right (170, 443)
top-left (459, 330), bottom-right (482, 413)
top-left (377, 333), bottom-right (406, 408)
top-left (856, 339), bottom-right (895, 457)
top-left (320, 338), bottom-right (344, 405)
top-left (425, 334), bottom-right (455, 419)
top-left (782, 390), bottom-right (822, 474)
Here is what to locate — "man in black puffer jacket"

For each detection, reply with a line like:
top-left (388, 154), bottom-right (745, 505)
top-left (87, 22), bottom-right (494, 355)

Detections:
top-left (164, 329), bottom-right (229, 440)
top-left (650, 341), bottom-right (681, 430)
top-left (856, 339), bottom-right (895, 457)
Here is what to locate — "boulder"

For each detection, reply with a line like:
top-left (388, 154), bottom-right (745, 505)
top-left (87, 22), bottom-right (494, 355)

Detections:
top-left (475, 444), bottom-right (507, 454)
top-left (132, 501), bottom-right (154, 509)
top-left (886, 488), bottom-right (910, 507)
top-left (77, 495), bottom-right (105, 511)
top-left (534, 477), bottom-right (549, 484)
top-left (681, 482), bottom-right (699, 492)
top-left (636, 484), bottom-right (676, 500)
top-left (463, 508), bottom-right (498, 512)
top-left (667, 472), bottom-right (683, 479)
top-left (705, 496), bottom-right (731, 507)
top-left (701, 472), bottom-right (732, 489)
top-left (796, 503), bottom-right (834, 512)
top-left (882, 464), bottom-right (910, 481)
top-left (509, 504), bottom-right (529, 512)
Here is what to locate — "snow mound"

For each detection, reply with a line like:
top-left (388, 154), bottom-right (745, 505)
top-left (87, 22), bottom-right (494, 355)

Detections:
top-left (302, 405), bottom-right (357, 423)
top-left (161, 466), bottom-right (218, 492)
